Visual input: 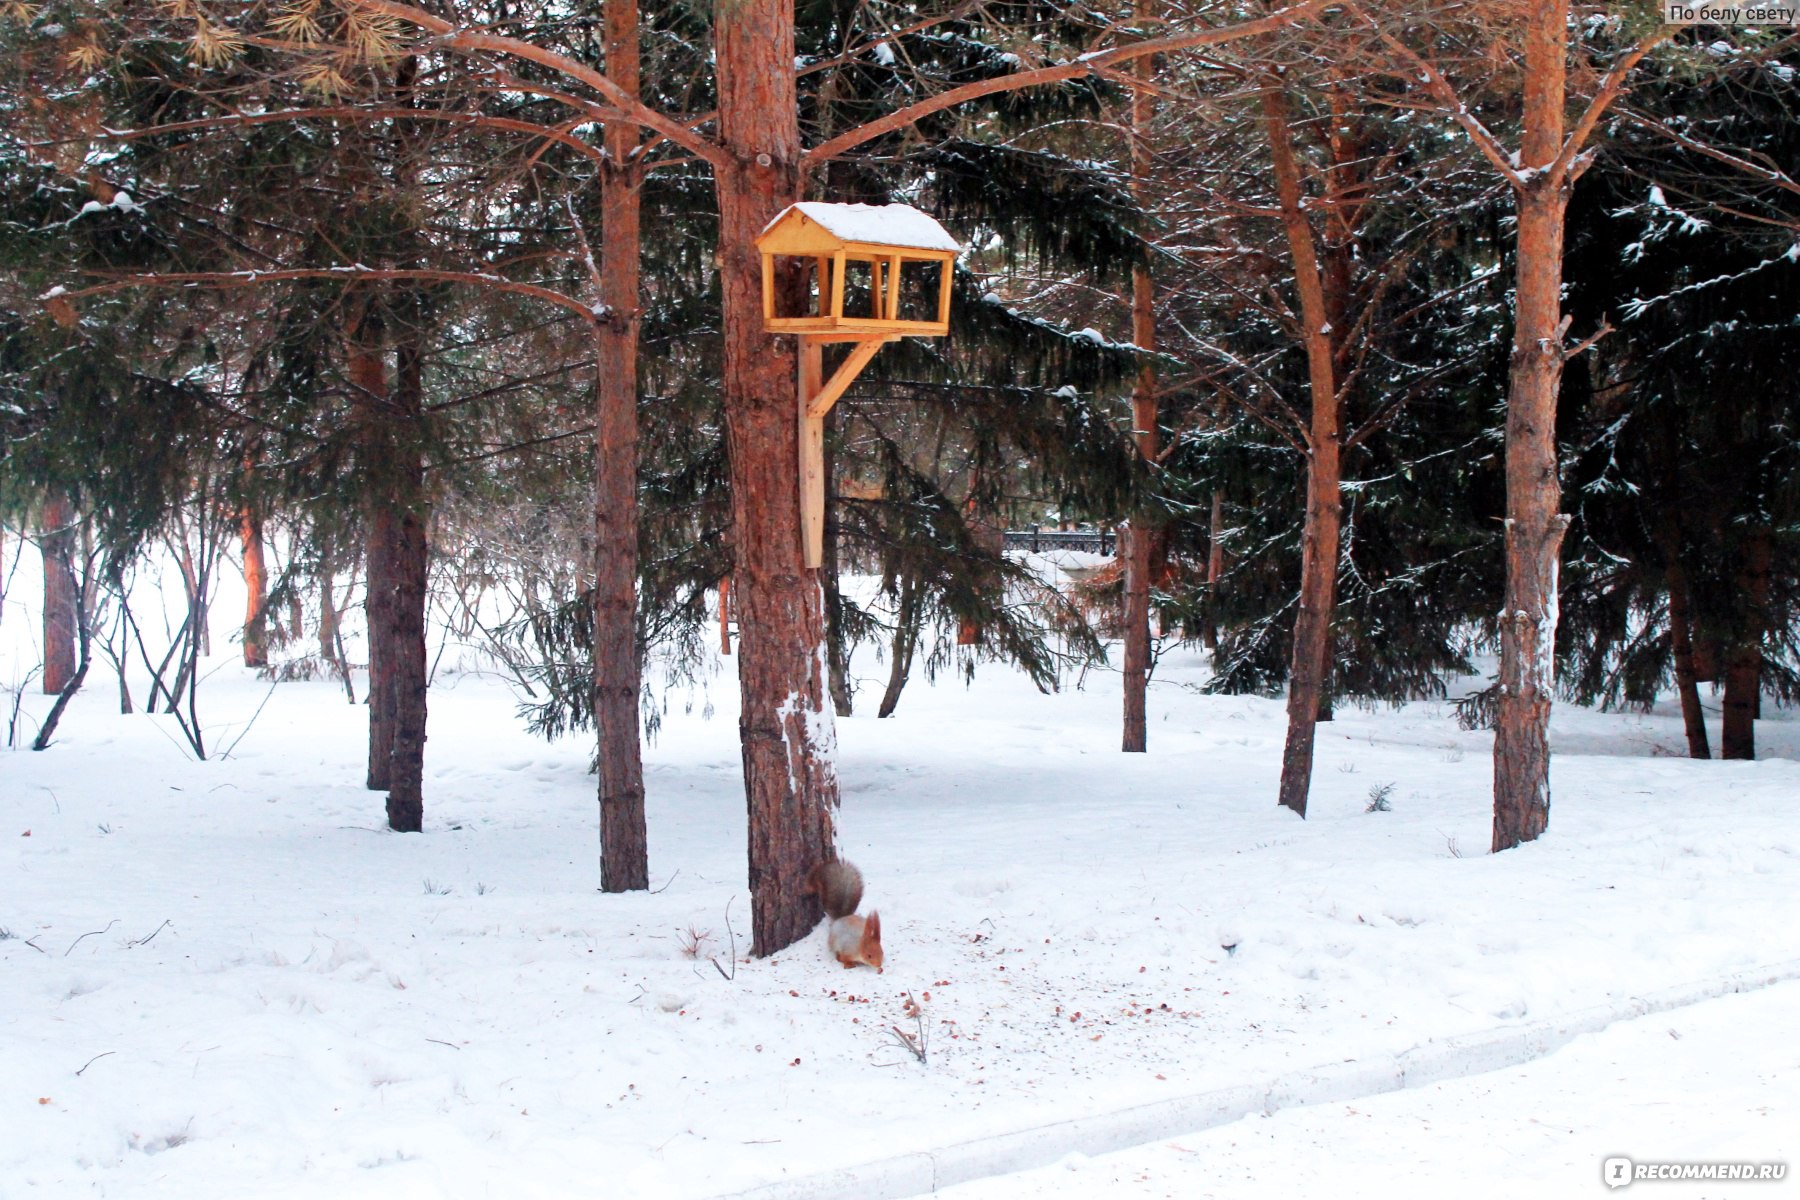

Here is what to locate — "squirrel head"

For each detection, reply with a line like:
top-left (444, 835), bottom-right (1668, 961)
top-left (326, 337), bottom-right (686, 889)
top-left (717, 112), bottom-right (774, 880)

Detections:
top-left (862, 910), bottom-right (883, 973)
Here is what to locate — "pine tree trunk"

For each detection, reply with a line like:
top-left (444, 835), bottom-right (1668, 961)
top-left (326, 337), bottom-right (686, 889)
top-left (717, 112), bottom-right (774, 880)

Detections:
top-left (1263, 87), bottom-right (1342, 820)
top-left (1203, 489), bottom-right (1224, 648)
top-left (824, 560), bottom-right (855, 715)
top-left (1278, 445), bottom-right (1341, 818)
top-left (715, 0), bottom-right (836, 956)
top-left (40, 493), bottom-right (77, 695)
top-left (1120, 48), bottom-right (1158, 755)
top-left (1119, 521), bottom-right (1153, 752)
top-left (1491, 1), bottom-right (1580, 852)
top-left (383, 330), bottom-right (429, 833)
top-left (350, 323), bottom-right (396, 793)
top-left (241, 505), bottom-right (269, 668)
top-left (822, 407), bottom-right (855, 715)
top-left (1720, 529), bottom-right (1770, 760)
top-left (1654, 420), bottom-right (1709, 759)
top-left (876, 569), bottom-right (924, 720)
top-left (1665, 560), bottom-right (1710, 759)
top-left (31, 576), bottom-right (91, 752)
top-left (594, 0), bottom-right (650, 892)
top-left (1492, 182), bottom-right (1571, 851)
top-left (318, 552), bottom-right (341, 675)
top-left (718, 575), bottom-right (732, 655)
top-left (1118, 320), bottom-right (1157, 752)
top-left (318, 556), bottom-right (338, 667)
top-left (1721, 647), bottom-right (1759, 760)
top-left (1691, 636), bottom-right (1720, 684)
top-left (360, 485), bottom-right (396, 795)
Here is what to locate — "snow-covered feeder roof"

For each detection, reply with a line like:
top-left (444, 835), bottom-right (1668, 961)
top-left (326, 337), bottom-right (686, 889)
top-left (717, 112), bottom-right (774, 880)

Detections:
top-left (757, 203), bottom-right (960, 339)
top-left (757, 202), bottom-right (962, 256)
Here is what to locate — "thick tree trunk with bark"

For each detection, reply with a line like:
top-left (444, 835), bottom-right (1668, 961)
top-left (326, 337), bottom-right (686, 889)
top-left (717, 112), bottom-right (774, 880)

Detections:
top-left (1692, 636), bottom-right (1721, 684)
top-left (1492, 0), bottom-right (1576, 850)
top-left (383, 331), bottom-right (429, 833)
top-left (1120, 50), bottom-right (1158, 755)
top-left (1720, 646), bottom-right (1760, 760)
top-left (593, 0), bottom-right (650, 892)
top-left (1358, 3), bottom-right (1661, 846)
top-left (1654, 423), bottom-right (1709, 759)
top-left (1279, 447), bottom-right (1341, 818)
top-left (1118, 330), bottom-right (1157, 751)
top-left (1492, 181), bottom-right (1571, 850)
top-left (1263, 87), bottom-right (1343, 819)
top-left (715, 0), bottom-right (837, 956)
top-left (1119, 485), bottom-right (1154, 750)
top-left (40, 493), bottom-right (77, 695)
top-left (1666, 563), bottom-right (1710, 760)
top-left (240, 505), bottom-right (269, 668)
top-left (351, 329), bottom-right (396, 793)
top-left (1720, 529), bottom-right (1770, 760)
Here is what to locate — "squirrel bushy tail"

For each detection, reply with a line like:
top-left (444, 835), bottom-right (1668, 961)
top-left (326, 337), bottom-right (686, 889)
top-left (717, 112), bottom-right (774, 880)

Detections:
top-left (808, 860), bottom-right (863, 918)
top-left (808, 859), bottom-right (882, 972)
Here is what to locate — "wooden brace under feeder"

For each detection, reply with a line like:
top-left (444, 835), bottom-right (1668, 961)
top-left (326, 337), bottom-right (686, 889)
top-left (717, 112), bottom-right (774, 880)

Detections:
top-left (756, 202), bottom-right (961, 568)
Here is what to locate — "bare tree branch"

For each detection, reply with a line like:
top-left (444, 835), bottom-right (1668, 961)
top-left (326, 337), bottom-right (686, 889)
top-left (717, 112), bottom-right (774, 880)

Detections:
top-left (45, 268), bottom-right (603, 328)
top-left (343, 0), bottom-right (732, 168)
top-left (805, 0), bottom-right (1336, 165)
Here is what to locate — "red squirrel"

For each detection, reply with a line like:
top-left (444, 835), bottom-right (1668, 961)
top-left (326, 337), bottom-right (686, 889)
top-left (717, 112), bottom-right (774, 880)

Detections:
top-left (806, 860), bottom-right (883, 973)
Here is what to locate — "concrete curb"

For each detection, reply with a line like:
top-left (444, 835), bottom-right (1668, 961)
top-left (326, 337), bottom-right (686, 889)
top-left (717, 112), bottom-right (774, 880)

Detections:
top-left (713, 958), bottom-right (1800, 1200)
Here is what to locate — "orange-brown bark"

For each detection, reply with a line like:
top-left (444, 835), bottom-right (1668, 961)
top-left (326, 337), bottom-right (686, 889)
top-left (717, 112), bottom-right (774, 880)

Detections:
top-left (240, 504), bottom-right (269, 669)
top-left (40, 493), bottom-right (77, 695)
top-left (349, 320), bottom-right (396, 797)
top-left (594, 0), bottom-right (649, 892)
top-left (1492, 1), bottom-right (1575, 852)
top-left (1262, 86), bottom-right (1342, 819)
top-left (715, 0), bottom-right (837, 956)
top-left (1121, 48), bottom-right (1158, 755)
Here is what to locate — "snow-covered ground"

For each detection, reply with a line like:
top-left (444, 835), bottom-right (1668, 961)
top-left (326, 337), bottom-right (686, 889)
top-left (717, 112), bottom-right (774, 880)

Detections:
top-left (940, 980), bottom-right (1800, 1200)
top-left (2, 547), bottom-right (1797, 1198)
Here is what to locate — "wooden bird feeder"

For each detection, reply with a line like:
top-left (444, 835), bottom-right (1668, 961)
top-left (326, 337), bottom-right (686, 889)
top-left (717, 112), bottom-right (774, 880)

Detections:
top-left (756, 202), bottom-right (961, 568)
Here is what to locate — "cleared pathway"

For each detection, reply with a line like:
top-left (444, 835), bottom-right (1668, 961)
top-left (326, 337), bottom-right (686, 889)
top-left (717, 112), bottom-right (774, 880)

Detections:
top-left (938, 978), bottom-right (1800, 1200)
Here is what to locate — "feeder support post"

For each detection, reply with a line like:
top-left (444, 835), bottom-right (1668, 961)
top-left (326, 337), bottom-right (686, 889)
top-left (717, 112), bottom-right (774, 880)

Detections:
top-left (798, 335), bottom-right (892, 568)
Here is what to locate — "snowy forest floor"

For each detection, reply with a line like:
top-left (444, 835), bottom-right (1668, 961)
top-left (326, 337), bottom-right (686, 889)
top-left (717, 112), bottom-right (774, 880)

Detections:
top-left (3, 570), bottom-right (1799, 1198)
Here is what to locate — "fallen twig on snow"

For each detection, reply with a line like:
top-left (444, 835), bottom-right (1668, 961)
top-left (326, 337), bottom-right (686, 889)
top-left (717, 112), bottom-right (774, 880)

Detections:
top-left (64, 919), bottom-right (118, 957)
top-left (75, 1051), bottom-right (115, 1077)
top-left (128, 919), bottom-right (171, 948)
